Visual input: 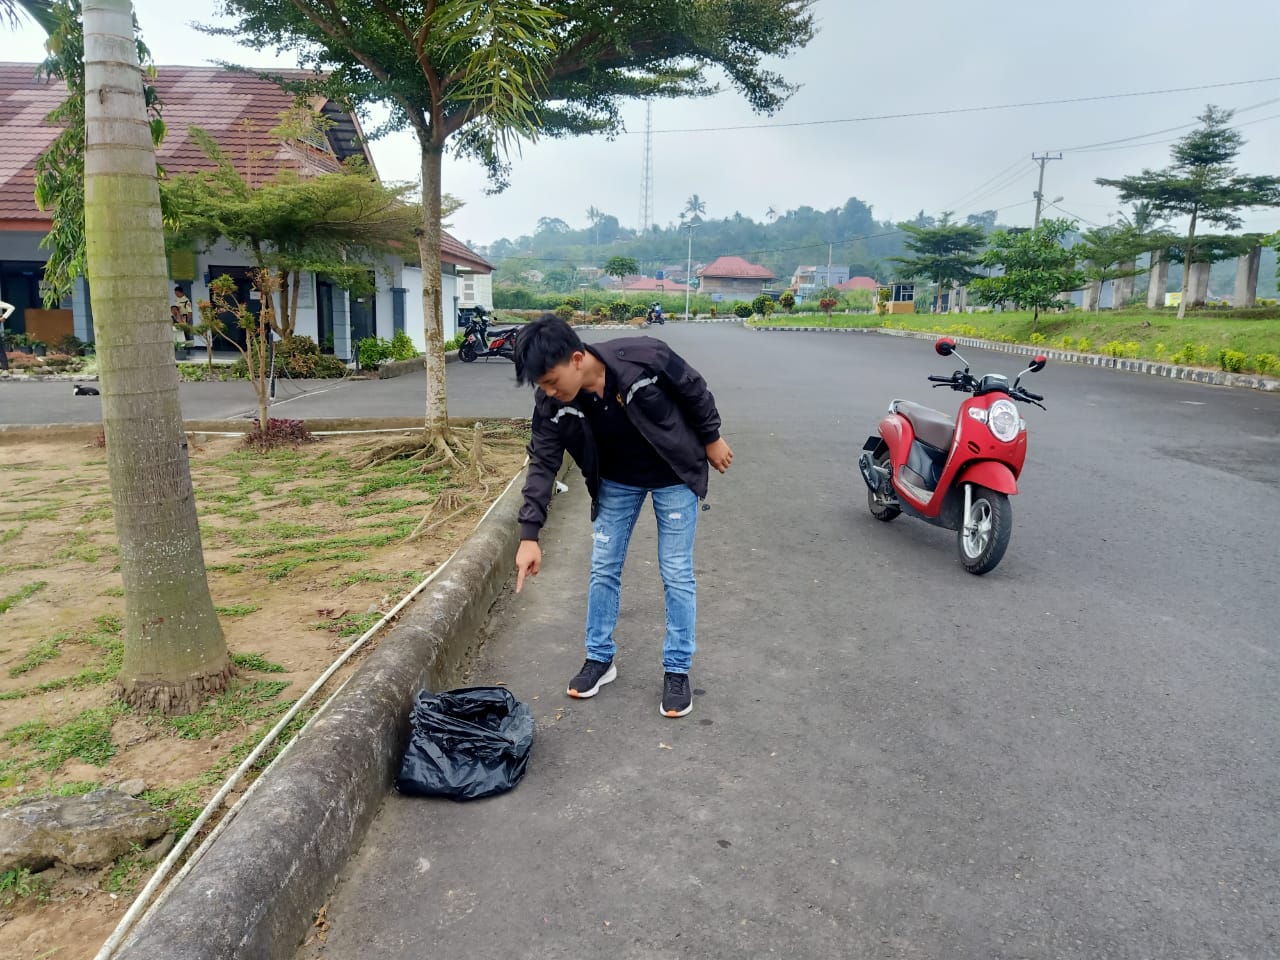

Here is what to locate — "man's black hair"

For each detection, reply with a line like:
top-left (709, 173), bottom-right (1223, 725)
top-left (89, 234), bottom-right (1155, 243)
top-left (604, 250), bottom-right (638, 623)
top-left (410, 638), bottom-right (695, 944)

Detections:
top-left (514, 313), bottom-right (584, 386)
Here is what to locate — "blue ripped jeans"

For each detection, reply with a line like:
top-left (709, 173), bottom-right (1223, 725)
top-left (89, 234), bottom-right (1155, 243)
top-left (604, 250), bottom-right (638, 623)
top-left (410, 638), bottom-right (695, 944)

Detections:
top-left (585, 479), bottom-right (699, 673)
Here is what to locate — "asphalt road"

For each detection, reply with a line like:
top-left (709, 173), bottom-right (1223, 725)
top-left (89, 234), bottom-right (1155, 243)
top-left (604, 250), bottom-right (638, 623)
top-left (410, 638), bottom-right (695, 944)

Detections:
top-left (269, 325), bottom-right (1279, 960)
top-left (0, 354), bottom-right (534, 425)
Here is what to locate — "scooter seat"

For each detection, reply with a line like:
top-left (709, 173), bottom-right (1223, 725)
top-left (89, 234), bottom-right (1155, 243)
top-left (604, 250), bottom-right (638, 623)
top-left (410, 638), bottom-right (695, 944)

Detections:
top-left (894, 401), bottom-right (955, 450)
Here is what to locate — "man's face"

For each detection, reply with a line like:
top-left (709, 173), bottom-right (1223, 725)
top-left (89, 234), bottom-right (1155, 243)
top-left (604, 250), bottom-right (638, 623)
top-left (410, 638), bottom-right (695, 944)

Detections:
top-left (536, 352), bottom-right (586, 402)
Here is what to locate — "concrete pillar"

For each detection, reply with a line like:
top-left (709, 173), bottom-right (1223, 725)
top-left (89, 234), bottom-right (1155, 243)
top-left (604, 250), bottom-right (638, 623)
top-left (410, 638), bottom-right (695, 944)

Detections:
top-left (1082, 275), bottom-right (1101, 312)
top-left (1233, 246), bottom-right (1261, 308)
top-left (955, 285), bottom-right (968, 312)
top-left (1188, 261), bottom-right (1210, 308)
top-left (1147, 249), bottom-right (1168, 309)
top-left (1113, 262), bottom-right (1136, 310)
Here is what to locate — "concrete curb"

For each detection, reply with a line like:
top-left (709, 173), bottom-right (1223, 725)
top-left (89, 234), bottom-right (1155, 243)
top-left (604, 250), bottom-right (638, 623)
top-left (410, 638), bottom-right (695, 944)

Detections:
top-left (748, 323), bottom-right (1280, 392)
top-left (376, 351), bottom-right (461, 379)
top-left (114, 468), bottom-right (531, 960)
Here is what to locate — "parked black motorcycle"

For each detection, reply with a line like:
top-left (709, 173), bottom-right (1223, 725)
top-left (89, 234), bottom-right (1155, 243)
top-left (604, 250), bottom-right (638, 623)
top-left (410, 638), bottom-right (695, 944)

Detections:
top-left (459, 307), bottom-right (518, 363)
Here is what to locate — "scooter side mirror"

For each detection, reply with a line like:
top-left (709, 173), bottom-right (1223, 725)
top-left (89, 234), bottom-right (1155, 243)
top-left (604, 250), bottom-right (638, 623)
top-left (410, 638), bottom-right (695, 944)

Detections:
top-left (1030, 355), bottom-right (1047, 372)
top-left (935, 337), bottom-right (955, 357)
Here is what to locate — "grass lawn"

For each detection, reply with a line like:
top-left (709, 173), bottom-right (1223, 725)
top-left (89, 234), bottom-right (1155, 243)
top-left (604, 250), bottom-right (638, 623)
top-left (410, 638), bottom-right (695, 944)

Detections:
top-left (0, 425), bottom-right (528, 958)
top-left (752, 308), bottom-right (1280, 376)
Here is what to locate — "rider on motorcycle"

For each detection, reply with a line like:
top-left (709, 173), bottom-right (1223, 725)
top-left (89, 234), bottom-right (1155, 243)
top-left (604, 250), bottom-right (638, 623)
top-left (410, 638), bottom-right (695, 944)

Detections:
top-left (647, 302), bottom-right (664, 325)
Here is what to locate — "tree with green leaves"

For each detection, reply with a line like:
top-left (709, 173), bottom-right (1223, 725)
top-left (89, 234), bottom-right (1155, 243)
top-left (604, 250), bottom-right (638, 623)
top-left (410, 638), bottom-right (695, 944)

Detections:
top-left (1, 0), bottom-right (57, 30)
top-left (970, 219), bottom-right (1085, 327)
top-left (208, 0), bottom-right (816, 465)
top-left (889, 214), bottom-right (986, 313)
top-left (77, 0), bottom-right (231, 713)
top-left (604, 255), bottom-right (640, 293)
top-left (1072, 225), bottom-right (1146, 312)
top-left (684, 194), bottom-right (708, 223)
top-left (1097, 105), bottom-right (1280, 319)
top-left (162, 124), bottom-right (418, 343)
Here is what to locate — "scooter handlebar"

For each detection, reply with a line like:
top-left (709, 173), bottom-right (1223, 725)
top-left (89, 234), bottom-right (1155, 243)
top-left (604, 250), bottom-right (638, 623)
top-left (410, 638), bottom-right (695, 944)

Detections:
top-left (926, 375), bottom-right (954, 383)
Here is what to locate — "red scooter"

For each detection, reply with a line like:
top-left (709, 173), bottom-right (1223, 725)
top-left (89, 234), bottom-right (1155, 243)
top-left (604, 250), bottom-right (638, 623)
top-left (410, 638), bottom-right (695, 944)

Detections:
top-left (858, 337), bottom-right (1047, 574)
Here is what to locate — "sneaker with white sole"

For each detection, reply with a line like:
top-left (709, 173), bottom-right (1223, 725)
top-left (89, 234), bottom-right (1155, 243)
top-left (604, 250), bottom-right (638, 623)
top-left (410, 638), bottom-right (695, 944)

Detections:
top-left (660, 671), bottom-right (693, 718)
top-left (567, 659), bottom-right (616, 699)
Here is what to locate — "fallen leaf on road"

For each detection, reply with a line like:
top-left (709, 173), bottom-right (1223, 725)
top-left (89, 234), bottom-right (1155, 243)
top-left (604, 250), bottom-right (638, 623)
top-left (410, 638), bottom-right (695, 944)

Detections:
top-left (658, 742), bottom-right (673, 750)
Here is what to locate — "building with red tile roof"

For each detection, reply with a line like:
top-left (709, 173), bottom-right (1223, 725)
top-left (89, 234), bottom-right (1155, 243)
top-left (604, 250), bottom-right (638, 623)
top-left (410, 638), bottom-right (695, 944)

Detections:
top-left (0, 62), bottom-right (490, 357)
top-left (696, 256), bottom-right (775, 299)
top-left (835, 276), bottom-right (880, 293)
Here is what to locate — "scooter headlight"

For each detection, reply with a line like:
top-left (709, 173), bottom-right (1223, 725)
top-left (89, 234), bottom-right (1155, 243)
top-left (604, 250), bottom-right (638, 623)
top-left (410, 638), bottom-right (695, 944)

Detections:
top-left (987, 399), bottom-right (1020, 442)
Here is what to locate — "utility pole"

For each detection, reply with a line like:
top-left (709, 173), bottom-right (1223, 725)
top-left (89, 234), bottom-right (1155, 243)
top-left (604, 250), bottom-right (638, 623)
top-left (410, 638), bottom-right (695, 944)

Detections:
top-left (827, 242), bottom-right (833, 289)
top-left (1032, 152), bottom-right (1062, 228)
top-left (684, 221), bottom-right (699, 320)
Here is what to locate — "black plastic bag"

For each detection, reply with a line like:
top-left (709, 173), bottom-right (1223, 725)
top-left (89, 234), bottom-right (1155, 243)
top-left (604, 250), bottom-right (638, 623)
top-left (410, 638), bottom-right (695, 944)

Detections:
top-left (396, 686), bottom-right (534, 801)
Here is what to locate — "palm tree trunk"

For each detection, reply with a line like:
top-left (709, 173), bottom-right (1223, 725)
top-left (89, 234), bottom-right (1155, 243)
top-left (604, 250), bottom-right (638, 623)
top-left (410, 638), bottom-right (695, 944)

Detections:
top-left (84, 0), bottom-right (230, 714)
top-left (1177, 207), bottom-right (1197, 320)
top-left (418, 139), bottom-right (450, 444)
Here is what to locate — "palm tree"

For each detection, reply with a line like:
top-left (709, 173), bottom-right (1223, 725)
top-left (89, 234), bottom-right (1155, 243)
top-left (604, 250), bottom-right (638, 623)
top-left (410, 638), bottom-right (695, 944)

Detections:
top-left (1, 0), bottom-right (57, 31)
top-left (684, 194), bottom-right (707, 222)
top-left (82, 0), bottom-right (231, 712)
top-left (586, 205), bottom-right (603, 254)
top-left (766, 205), bottom-right (778, 222)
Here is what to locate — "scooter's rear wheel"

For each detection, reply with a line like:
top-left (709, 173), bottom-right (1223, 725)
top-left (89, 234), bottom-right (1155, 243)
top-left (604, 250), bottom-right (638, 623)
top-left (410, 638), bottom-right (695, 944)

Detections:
top-left (957, 486), bottom-right (1011, 574)
top-left (867, 450), bottom-right (900, 522)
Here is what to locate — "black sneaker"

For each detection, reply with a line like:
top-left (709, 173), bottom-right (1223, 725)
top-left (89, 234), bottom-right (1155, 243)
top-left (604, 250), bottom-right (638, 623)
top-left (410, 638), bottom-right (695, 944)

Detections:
top-left (567, 659), bottom-right (616, 699)
top-left (660, 672), bottom-right (693, 718)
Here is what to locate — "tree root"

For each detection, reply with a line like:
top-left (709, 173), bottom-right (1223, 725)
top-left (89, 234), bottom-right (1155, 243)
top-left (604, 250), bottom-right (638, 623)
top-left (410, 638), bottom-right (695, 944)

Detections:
top-left (116, 660), bottom-right (235, 716)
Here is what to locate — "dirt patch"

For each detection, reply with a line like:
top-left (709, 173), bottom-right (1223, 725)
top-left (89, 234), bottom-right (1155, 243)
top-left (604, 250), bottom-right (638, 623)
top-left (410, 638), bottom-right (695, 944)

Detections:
top-left (0, 425), bottom-right (528, 959)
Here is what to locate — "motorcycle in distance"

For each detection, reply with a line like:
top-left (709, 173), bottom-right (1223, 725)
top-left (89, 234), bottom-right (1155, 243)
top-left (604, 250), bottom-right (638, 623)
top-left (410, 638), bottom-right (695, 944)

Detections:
top-left (644, 302), bottom-right (666, 326)
top-left (857, 337), bottom-right (1047, 574)
top-left (458, 306), bottom-right (518, 363)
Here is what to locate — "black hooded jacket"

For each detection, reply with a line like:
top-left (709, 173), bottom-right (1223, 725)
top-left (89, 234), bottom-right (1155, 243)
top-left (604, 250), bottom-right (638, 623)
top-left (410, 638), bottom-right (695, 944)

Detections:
top-left (518, 337), bottom-right (722, 542)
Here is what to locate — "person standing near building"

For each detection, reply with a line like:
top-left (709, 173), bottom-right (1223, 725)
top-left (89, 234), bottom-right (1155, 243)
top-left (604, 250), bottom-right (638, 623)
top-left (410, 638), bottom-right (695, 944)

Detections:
top-left (0, 298), bottom-right (14, 372)
top-left (512, 315), bottom-right (732, 718)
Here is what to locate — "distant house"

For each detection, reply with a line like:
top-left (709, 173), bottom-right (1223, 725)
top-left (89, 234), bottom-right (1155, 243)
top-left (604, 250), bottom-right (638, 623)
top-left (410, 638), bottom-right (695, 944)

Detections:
top-left (0, 62), bottom-right (491, 356)
top-left (697, 256), bottom-right (775, 299)
top-left (835, 276), bottom-right (880, 294)
top-left (789, 264), bottom-right (850, 298)
top-left (621, 276), bottom-right (686, 293)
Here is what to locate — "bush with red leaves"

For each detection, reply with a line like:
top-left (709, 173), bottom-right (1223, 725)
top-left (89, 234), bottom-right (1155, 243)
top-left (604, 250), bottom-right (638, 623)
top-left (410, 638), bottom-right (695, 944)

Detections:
top-left (243, 417), bottom-right (316, 451)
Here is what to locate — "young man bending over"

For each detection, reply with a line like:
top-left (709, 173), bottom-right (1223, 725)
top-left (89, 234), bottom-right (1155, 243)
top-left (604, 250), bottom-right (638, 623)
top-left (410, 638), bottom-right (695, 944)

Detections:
top-left (513, 316), bottom-right (732, 718)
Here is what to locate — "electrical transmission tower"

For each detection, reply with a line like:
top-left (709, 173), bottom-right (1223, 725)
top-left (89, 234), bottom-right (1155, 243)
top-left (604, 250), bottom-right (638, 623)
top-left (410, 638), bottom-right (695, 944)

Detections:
top-left (639, 100), bottom-right (654, 234)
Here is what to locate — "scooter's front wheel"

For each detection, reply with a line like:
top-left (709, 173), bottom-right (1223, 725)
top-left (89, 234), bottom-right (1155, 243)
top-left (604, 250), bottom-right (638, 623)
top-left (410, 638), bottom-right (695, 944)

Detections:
top-left (957, 486), bottom-right (1011, 575)
top-left (459, 343), bottom-right (477, 363)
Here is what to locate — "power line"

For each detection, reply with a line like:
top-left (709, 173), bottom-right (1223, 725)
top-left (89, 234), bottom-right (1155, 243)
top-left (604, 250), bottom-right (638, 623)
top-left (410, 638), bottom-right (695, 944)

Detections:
top-left (943, 155), bottom-right (1028, 210)
top-left (639, 76), bottom-right (1280, 135)
top-left (1054, 96), bottom-right (1280, 153)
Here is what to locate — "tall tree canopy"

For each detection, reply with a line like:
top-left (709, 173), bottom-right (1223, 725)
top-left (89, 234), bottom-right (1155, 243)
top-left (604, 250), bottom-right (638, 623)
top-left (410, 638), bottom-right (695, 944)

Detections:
top-left (206, 0), bottom-right (817, 463)
top-left (889, 214), bottom-right (986, 312)
top-left (1096, 105), bottom-right (1280, 318)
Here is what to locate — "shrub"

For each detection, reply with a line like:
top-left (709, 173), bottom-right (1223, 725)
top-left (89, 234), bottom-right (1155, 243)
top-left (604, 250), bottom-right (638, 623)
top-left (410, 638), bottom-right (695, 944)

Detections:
top-left (1252, 352), bottom-right (1279, 374)
top-left (591, 303), bottom-right (608, 319)
top-left (553, 304), bottom-right (575, 322)
top-left (751, 294), bottom-right (772, 317)
top-left (818, 297), bottom-right (838, 318)
top-left (1216, 348), bottom-right (1247, 372)
top-left (314, 355), bottom-right (348, 378)
top-left (630, 304), bottom-right (648, 319)
top-left (608, 300), bottom-right (630, 322)
top-left (390, 330), bottom-right (418, 361)
top-left (1076, 337), bottom-right (1092, 353)
top-left (444, 333), bottom-right (464, 351)
top-left (732, 302), bottom-right (753, 319)
top-left (1029, 332), bottom-right (1047, 345)
top-left (778, 291), bottom-right (796, 313)
top-left (242, 418), bottom-right (316, 451)
top-left (357, 336), bottom-right (396, 369)
top-left (276, 335), bottom-right (321, 377)
top-left (1103, 341), bottom-right (1125, 358)
top-left (560, 296), bottom-right (582, 311)
top-left (1059, 336), bottom-right (1075, 350)
top-left (177, 362), bottom-right (208, 382)
top-left (227, 358), bottom-right (251, 380)
top-left (1153, 342), bottom-right (1167, 360)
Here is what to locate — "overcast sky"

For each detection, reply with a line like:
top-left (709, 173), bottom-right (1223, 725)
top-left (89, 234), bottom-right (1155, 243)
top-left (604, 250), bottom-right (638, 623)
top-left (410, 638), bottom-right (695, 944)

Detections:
top-left (7, 0), bottom-right (1280, 250)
